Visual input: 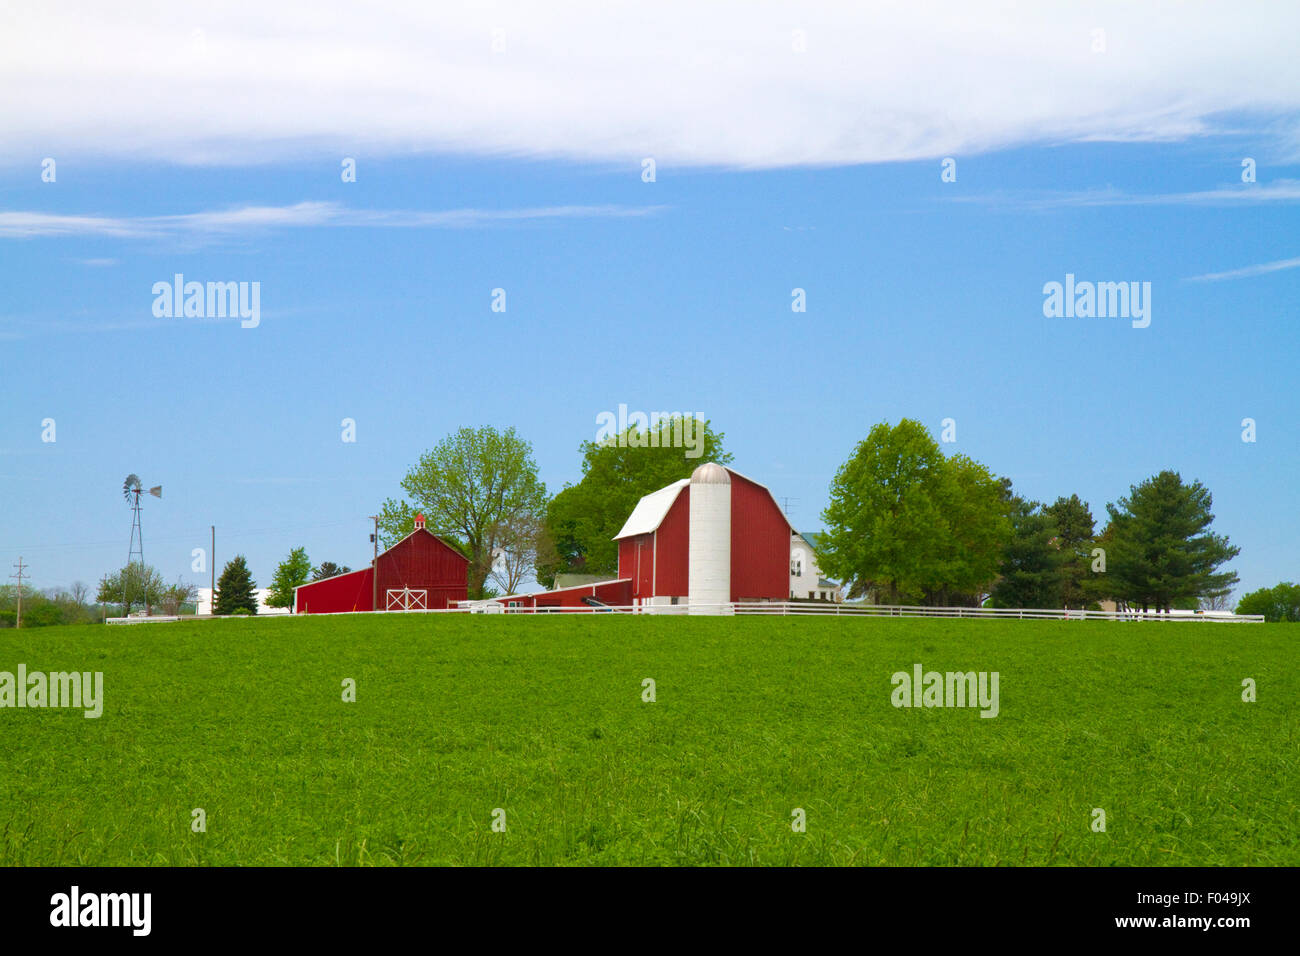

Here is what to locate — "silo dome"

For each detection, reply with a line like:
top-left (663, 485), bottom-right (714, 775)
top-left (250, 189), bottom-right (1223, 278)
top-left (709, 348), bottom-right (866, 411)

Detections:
top-left (688, 463), bottom-right (731, 613)
top-left (691, 462), bottom-right (731, 484)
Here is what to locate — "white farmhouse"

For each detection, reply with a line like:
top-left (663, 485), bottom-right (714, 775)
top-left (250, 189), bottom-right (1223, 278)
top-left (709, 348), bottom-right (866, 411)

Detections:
top-left (789, 532), bottom-right (843, 602)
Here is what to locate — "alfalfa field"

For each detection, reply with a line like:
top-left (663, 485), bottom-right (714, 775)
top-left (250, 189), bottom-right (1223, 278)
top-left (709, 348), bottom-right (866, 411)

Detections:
top-left (0, 615), bottom-right (1294, 866)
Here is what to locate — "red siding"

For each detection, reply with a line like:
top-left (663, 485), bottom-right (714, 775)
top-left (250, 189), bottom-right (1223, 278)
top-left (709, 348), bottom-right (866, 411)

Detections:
top-left (619, 533), bottom-right (655, 598)
top-left (295, 567), bottom-right (374, 614)
top-left (496, 578), bottom-right (632, 611)
top-left (729, 473), bottom-right (789, 601)
top-left (653, 487), bottom-right (690, 597)
top-left (294, 528), bottom-right (468, 614)
top-left (618, 538), bottom-right (636, 585)
top-left (375, 529), bottom-right (468, 610)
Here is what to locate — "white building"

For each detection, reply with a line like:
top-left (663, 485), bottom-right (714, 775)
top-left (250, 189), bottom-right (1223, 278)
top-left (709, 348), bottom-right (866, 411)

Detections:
top-left (790, 532), bottom-right (843, 602)
top-left (194, 588), bottom-right (291, 616)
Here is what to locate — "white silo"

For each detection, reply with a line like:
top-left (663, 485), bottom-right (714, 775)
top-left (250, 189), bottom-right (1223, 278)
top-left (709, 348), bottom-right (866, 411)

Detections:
top-left (688, 462), bottom-right (731, 614)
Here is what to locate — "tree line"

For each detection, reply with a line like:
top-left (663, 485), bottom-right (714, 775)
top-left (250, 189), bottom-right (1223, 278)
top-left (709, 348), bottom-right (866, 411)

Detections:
top-left (355, 418), bottom-right (1252, 613)
top-left (817, 419), bottom-right (1239, 612)
top-left (30, 415), bottom-right (1279, 625)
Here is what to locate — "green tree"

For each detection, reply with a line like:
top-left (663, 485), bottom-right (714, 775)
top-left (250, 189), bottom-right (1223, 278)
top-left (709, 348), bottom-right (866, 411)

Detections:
top-left (1044, 494), bottom-right (1097, 608)
top-left (819, 419), bottom-right (1011, 605)
top-left (932, 454), bottom-right (1013, 604)
top-left (312, 561), bottom-right (352, 581)
top-left (267, 546), bottom-right (312, 610)
top-left (1235, 582), bottom-right (1300, 622)
top-left (378, 426), bottom-right (546, 599)
top-left (96, 563), bottom-right (166, 616)
top-left (214, 555), bottom-right (258, 615)
top-left (539, 418), bottom-right (731, 586)
top-left (158, 579), bottom-right (198, 616)
top-left (989, 496), bottom-right (1066, 608)
top-left (1103, 471), bottom-right (1240, 612)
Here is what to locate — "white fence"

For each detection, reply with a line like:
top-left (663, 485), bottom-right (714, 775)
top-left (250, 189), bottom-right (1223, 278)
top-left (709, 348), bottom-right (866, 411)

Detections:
top-left (106, 603), bottom-right (1263, 623)
top-left (460, 601), bottom-right (1265, 622)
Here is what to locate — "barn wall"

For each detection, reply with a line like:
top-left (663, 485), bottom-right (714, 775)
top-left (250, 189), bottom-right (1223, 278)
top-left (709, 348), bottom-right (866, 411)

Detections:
top-left (654, 488), bottom-right (690, 597)
top-left (729, 472), bottom-right (790, 601)
top-left (619, 533), bottom-right (656, 598)
top-left (375, 530), bottom-right (468, 609)
top-left (295, 567), bottom-right (374, 614)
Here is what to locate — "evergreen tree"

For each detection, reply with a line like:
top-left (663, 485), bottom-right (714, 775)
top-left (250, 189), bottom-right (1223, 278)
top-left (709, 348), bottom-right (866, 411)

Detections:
top-left (989, 497), bottom-right (1066, 608)
top-left (1104, 471), bottom-right (1239, 612)
top-left (1045, 494), bottom-right (1096, 608)
top-left (312, 561), bottom-right (352, 581)
top-left (215, 555), bottom-right (259, 615)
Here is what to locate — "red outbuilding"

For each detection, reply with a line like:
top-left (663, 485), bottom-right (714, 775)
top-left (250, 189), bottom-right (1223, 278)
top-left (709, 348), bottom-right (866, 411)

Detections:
top-left (294, 514), bottom-right (468, 614)
top-left (494, 577), bottom-right (634, 612)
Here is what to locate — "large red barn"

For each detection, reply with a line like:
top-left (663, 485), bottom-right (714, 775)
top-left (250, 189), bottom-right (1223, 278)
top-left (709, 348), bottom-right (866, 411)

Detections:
top-left (613, 463), bottom-right (792, 610)
top-left (294, 514), bottom-right (468, 614)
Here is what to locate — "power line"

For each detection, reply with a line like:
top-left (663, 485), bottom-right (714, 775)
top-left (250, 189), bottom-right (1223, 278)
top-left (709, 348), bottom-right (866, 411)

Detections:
top-left (0, 519), bottom-right (366, 555)
top-left (10, 557), bottom-right (27, 628)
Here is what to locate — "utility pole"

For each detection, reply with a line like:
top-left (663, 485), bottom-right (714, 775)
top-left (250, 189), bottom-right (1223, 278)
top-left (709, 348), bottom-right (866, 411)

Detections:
top-left (369, 515), bottom-right (379, 611)
top-left (210, 525), bottom-right (216, 615)
top-left (11, 557), bottom-right (28, 629)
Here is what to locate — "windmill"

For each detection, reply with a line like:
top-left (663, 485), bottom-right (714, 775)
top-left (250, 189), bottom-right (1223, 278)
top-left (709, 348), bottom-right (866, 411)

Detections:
top-left (122, 474), bottom-right (162, 614)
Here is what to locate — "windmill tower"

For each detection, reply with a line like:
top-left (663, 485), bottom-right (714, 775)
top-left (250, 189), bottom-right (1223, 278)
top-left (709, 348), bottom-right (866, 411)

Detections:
top-left (122, 474), bottom-right (162, 613)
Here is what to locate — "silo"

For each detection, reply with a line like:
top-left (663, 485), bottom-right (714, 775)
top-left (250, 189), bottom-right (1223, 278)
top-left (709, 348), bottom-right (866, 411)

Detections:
top-left (688, 462), bottom-right (731, 614)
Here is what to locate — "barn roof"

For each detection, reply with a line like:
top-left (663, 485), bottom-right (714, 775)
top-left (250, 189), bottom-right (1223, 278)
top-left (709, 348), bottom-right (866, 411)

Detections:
top-left (612, 467), bottom-right (795, 540)
top-left (613, 478), bottom-right (689, 539)
top-left (382, 525), bottom-right (468, 562)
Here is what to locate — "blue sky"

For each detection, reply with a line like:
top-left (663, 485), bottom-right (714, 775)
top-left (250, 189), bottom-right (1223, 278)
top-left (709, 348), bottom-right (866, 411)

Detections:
top-left (1, 3), bottom-right (1298, 600)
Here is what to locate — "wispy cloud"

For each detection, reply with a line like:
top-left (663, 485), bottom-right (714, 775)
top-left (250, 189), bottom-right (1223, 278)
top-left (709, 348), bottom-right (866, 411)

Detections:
top-left (1185, 256), bottom-right (1300, 282)
top-left (950, 180), bottom-right (1300, 210)
top-left (0, 201), bottom-right (663, 239)
top-left (1, 2), bottom-right (1299, 169)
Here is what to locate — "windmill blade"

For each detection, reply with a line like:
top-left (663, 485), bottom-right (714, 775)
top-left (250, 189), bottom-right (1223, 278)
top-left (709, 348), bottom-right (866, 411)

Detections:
top-left (149, 485), bottom-right (162, 498)
top-left (123, 473), bottom-right (141, 500)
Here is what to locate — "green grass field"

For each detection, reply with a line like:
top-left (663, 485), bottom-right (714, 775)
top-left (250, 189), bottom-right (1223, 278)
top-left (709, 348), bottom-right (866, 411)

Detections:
top-left (1, 615), bottom-right (1294, 866)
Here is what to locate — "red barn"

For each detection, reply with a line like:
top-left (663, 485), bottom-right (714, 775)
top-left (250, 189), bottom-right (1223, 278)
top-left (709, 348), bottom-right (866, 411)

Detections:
top-left (613, 463), bottom-right (792, 610)
top-left (294, 514), bottom-right (468, 614)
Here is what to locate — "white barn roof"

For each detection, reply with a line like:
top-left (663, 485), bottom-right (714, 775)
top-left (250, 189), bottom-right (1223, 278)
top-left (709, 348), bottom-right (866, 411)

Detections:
top-left (612, 467), bottom-right (797, 540)
top-left (613, 479), bottom-right (689, 539)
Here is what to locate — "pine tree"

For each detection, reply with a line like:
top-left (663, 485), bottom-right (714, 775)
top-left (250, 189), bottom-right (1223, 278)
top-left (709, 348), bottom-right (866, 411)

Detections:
top-left (989, 497), bottom-right (1066, 608)
top-left (1045, 494), bottom-right (1096, 608)
top-left (214, 555), bottom-right (259, 615)
top-left (1104, 471), bottom-right (1239, 612)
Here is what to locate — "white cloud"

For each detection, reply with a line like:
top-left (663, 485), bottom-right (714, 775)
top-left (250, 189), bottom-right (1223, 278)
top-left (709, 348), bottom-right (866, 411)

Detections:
top-left (0, 201), bottom-right (661, 238)
top-left (951, 179), bottom-right (1300, 209)
top-left (1186, 256), bottom-right (1300, 282)
top-left (1, 2), bottom-right (1298, 169)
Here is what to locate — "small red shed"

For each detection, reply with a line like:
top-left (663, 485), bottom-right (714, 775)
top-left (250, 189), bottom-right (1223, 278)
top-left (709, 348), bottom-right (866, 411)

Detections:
top-left (294, 514), bottom-right (468, 614)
